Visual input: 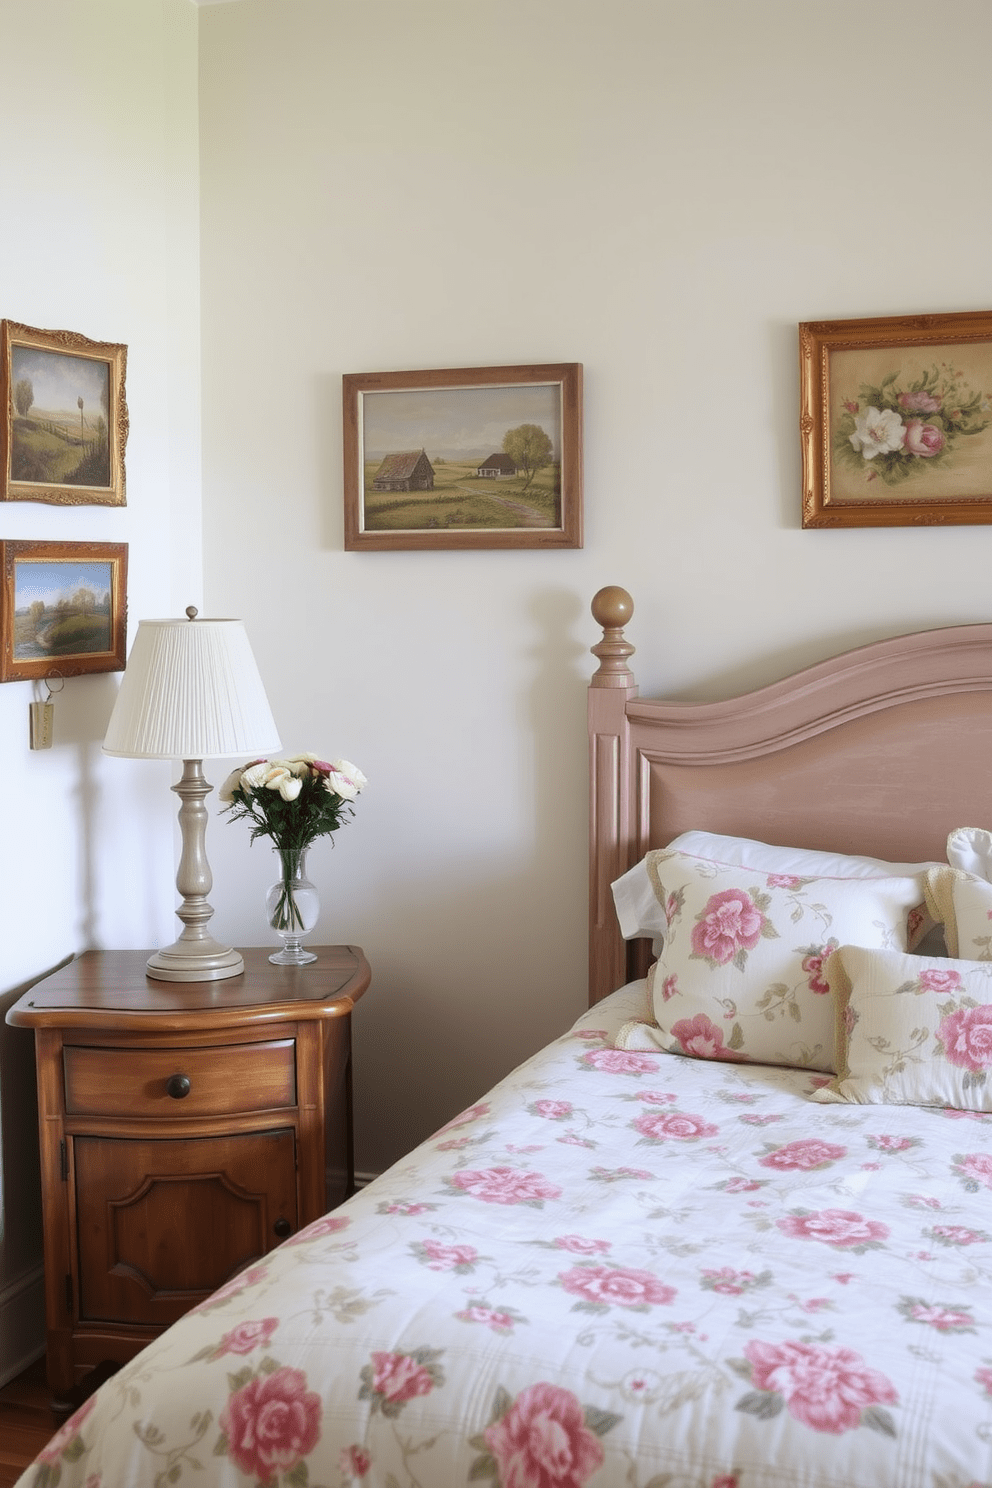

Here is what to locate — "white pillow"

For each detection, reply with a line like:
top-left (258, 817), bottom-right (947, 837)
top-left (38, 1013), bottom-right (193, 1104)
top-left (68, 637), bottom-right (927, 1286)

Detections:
top-left (946, 827), bottom-right (992, 883)
top-left (613, 840), bottom-right (932, 1072)
top-left (612, 831), bottom-right (938, 952)
top-left (812, 944), bottom-right (992, 1110)
top-left (925, 866), bottom-right (992, 960)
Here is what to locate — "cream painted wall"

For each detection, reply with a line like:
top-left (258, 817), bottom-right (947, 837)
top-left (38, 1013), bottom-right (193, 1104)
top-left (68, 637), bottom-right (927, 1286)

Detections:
top-left (197, 0), bottom-right (992, 1177)
top-left (0, 0), bottom-right (202, 1381)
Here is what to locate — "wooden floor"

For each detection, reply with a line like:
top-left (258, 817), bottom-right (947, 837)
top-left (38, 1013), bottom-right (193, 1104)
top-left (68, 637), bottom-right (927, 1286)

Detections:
top-left (0, 1357), bottom-right (60, 1488)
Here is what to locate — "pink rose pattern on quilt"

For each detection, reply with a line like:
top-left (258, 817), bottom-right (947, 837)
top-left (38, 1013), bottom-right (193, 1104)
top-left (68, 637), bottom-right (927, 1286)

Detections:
top-left (641, 851), bottom-right (925, 1071)
top-left (20, 995), bottom-right (992, 1488)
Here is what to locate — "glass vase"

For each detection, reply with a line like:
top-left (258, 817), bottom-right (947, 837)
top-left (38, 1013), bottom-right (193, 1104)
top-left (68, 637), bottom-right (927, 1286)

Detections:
top-left (265, 847), bottom-right (319, 965)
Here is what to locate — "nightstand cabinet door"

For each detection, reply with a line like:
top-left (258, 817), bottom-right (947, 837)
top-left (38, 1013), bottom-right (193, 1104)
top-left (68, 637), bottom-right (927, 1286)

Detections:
top-left (73, 1130), bottom-right (298, 1327)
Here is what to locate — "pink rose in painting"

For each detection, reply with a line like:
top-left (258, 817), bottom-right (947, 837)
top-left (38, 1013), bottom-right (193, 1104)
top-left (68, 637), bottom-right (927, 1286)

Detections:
top-left (220, 1366), bottom-right (321, 1482)
top-left (457, 1305), bottom-right (516, 1332)
top-left (744, 1338), bottom-right (897, 1434)
top-left (559, 1263), bottom-right (675, 1308)
top-left (451, 1166), bottom-right (562, 1205)
top-left (777, 1209), bottom-right (889, 1249)
top-left (420, 1240), bottom-right (479, 1271)
top-left (634, 1109), bottom-right (719, 1141)
top-left (484, 1382), bottom-right (604, 1488)
top-left (918, 968), bottom-right (962, 995)
top-left (555, 1235), bottom-right (611, 1255)
top-left (582, 1049), bottom-right (658, 1074)
top-left (899, 389), bottom-right (942, 413)
top-left (903, 418), bottom-right (945, 456)
top-left (759, 1139), bottom-right (847, 1172)
top-left (371, 1351), bottom-right (436, 1404)
top-left (340, 1444), bottom-right (371, 1478)
top-left (36, 1397), bottom-right (96, 1464)
top-left (534, 1099), bottom-right (573, 1119)
top-left (691, 889), bottom-right (765, 965)
top-left (670, 1013), bottom-right (743, 1061)
top-left (218, 1318), bottom-right (279, 1355)
top-left (976, 1366), bottom-right (992, 1398)
top-left (939, 1005), bottom-right (992, 1071)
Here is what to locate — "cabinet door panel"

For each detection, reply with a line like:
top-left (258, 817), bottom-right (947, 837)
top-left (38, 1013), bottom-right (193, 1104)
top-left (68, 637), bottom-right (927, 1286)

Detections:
top-left (74, 1131), bottom-right (297, 1326)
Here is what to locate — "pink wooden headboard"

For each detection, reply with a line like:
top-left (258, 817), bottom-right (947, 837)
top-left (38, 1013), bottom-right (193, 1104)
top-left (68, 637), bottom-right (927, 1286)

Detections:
top-left (588, 586), bottom-right (992, 1005)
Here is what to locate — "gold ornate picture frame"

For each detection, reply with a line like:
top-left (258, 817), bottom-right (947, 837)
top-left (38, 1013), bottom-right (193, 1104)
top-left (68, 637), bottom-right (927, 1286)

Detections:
top-left (800, 309), bottom-right (992, 528)
top-left (1, 320), bottom-right (128, 506)
top-left (343, 362), bottom-right (582, 550)
top-left (0, 540), bottom-right (128, 682)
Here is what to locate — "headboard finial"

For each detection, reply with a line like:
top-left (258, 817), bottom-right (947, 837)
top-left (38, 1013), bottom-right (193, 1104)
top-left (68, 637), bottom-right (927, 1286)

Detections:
top-left (590, 586), bottom-right (635, 688)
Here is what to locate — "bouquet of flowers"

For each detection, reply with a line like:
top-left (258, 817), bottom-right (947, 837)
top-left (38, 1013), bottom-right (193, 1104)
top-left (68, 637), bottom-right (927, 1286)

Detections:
top-left (834, 361), bottom-right (991, 488)
top-left (220, 754), bottom-right (367, 946)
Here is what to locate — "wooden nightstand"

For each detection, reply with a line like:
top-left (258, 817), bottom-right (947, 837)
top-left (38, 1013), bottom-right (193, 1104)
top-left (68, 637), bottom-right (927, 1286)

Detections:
top-left (6, 945), bottom-right (370, 1398)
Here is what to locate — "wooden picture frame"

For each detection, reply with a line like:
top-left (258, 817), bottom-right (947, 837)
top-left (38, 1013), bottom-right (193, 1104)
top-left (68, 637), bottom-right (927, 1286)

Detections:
top-left (343, 363), bottom-right (582, 550)
top-left (1, 320), bottom-right (128, 506)
top-left (0, 540), bottom-right (128, 682)
top-left (800, 310), bottom-right (992, 528)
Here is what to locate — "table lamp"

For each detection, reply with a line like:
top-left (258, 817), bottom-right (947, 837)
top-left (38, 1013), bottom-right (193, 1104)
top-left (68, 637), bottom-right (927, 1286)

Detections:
top-left (103, 606), bottom-right (281, 981)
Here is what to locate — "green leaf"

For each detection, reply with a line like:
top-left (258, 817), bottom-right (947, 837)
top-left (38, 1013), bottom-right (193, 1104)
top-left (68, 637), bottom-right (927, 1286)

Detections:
top-left (584, 1405), bottom-right (623, 1437)
top-left (736, 1389), bottom-right (784, 1420)
top-left (862, 1405), bottom-right (897, 1437)
top-left (468, 1454), bottom-right (498, 1481)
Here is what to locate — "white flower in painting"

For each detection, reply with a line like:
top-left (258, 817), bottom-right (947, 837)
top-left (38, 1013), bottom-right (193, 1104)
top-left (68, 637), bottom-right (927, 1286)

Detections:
top-left (325, 759), bottom-right (368, 801)
top-left (849, 406), bottom-right (905, 460)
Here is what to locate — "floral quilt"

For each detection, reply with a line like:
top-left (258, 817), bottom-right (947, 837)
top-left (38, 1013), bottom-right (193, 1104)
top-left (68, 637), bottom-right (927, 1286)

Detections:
top-left (22, 983), bottom-right (992, 1488)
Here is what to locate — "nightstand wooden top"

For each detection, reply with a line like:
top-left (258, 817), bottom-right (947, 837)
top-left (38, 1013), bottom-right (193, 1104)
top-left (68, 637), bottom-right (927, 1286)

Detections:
top-left (6, 945), bottom-right (370, 1033)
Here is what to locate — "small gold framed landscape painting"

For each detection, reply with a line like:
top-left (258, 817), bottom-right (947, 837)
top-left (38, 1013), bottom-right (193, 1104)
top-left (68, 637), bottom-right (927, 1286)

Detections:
top-left (343, 362), bottom-right (583, 550)
top-left (1, 321), bottom-right (128, 506)
top-left (0, 540), bottom-right (128, 682)
top-left (800, 310), bottom-right (992, 527)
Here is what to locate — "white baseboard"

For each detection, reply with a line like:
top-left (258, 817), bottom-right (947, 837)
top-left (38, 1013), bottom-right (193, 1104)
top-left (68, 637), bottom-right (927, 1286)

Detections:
top-left (0, 1262), bottom-right (45, 1389)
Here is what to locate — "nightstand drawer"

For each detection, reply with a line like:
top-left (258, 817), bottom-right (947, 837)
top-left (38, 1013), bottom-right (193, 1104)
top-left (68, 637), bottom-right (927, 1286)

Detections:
top-left (63, 1039), bottom-right (297, 1117)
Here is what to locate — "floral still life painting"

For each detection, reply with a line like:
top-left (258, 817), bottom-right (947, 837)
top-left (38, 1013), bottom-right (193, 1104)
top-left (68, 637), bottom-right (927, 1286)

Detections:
top-left (833, 363), bottom-right (991, 490)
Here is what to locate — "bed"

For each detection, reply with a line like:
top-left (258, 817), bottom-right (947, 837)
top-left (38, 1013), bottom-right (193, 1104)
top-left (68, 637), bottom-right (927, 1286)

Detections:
top-left (17, 588), bottom-right (992, 1488)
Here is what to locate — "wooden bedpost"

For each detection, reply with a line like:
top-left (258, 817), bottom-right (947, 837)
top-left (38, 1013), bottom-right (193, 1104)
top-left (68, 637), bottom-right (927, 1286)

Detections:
top-left (588, 587), bottom-right (638, 1004)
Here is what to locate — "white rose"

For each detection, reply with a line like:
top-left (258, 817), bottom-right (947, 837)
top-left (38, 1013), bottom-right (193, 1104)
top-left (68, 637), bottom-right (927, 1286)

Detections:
top-left (325, 759), bottom-right (367, 801)
top-left (264, 765), bottom-right (303, 800)
top-left (849, 406), bottom-right (905, 460)
top-left (240, 761), bottom-right (272, 791)
top-left (218, 765), bottom-right (247, 802)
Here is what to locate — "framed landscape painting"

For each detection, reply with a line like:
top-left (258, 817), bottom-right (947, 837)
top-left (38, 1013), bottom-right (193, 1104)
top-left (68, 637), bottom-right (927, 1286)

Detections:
top-left (800, 309), bottom-right (992, 527)
top-left (343, 363), bottom-right (582, 550)
top-left (1, 321), bottom-right (128, 506)
top-left (0, 540), bottom-right (128, 682)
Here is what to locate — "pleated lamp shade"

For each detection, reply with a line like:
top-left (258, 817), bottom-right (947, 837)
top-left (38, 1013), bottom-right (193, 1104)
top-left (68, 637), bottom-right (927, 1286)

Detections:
top-left (104, 613), bottom-right (280, 760)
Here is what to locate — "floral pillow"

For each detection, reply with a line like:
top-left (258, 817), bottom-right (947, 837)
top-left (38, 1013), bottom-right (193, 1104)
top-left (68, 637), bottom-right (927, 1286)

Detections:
top-left (924, 866), bottom-right (992, 960)
top-left (811, 944), bottom-right (992, 1110)
top-left (613, 849), bottom-right (928, 1071)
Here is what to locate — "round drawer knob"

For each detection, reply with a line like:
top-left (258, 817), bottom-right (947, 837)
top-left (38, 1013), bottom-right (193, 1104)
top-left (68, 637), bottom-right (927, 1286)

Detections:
top-left (166, 1073), bottom-right (191, 1100)
top-left (273, 1217), bottom-right (292, 1238)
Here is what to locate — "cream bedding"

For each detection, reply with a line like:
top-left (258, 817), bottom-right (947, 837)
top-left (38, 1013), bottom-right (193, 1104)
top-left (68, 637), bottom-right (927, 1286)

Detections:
top-left (21, 982), bottom-right (992, 1488)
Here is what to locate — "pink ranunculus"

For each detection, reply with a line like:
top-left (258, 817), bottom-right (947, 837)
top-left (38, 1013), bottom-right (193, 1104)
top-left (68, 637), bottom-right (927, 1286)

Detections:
top-left (421, 1240), bottom-right (479, 1270)
top-left (899, 389), bottom-right (942, 413)
top-left (918, 968), bottom-right (962, 995)
top-left (777, 1209), bottom-right (889, 1249)
top-left (903, 418), bottom-right (945, 456)
top-left (340, 1444), bottom-right (372, 1478)
top-left (634, 1109), bottom-right (719, 1141)
top-left (908, 1302), bottom-right (974, 1332)
top-left (939, 1005), bottom-right (992, 1071)
top-left (36, 1397), bottom-right (96, 1464)
top-left (371, 1351), bottom-right (436, 1404)
top-left (534, 1099), bottom-right (573, 1119)
top-left (691, 888), bottom-right (765, 965)
top-left (555, 1234), bottom-right (611, 1254)
top-left (218, 1318), bottom-right (279, 1355)
top-left (559, 1263), bottom-right (675, 1308)
top-left (759, 1139), bottom-right (847, 1171)
top-left (451, 1166), bottom-right (562, 1205)
top-left (220, 1366), bottom-right (321, 1481)
top-left (484, 1383), bottom-right (604, 1488)
top-left (744, 1338), bottom-right (897, 1434)
top-left (670, 1013), bottom-right (742, 1061)
top-left (582, 1049), bottom-right (658, 1073)
top-left (457, 1305), bottom-right (515, 1332)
